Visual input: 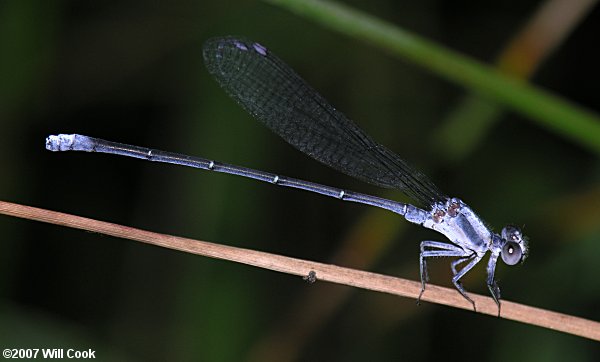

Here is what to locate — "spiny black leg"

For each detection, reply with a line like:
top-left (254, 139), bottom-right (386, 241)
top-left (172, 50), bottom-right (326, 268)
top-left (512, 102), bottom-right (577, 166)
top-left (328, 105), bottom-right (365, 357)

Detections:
top-left (450, 257), bottom-right (473, 308)
top-left (417, 249), bottom-right (428, 305)
top-left (451, 254), bottom-right (483, 312)
top-left (486, 253), bottom-right (502, 317)
top-left (417, 241), bottom-right (470, 306)
top-left (488, 280), bottom-right (502, 317)
top-left (453, 278), bottom-right (476, 312)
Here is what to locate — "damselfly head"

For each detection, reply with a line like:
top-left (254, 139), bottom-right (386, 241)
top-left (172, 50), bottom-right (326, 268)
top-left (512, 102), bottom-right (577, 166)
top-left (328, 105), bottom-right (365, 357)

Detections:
top-left (500, 225), bottom-right (528, 265)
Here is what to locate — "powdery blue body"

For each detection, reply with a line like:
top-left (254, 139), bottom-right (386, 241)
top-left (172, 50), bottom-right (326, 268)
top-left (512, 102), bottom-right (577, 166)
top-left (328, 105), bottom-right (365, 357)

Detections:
top-left (45, 36), bottom-right (529, 315)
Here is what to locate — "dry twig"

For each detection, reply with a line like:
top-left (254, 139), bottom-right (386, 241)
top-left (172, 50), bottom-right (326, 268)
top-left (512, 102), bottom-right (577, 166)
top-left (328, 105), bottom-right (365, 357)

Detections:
top-left (1, 200), bottom-right (598, 341)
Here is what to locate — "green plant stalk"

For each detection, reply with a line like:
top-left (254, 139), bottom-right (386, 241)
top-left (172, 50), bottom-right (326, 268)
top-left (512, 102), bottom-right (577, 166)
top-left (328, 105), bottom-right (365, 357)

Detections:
top-left (264, 0), bottom-right (600, 155)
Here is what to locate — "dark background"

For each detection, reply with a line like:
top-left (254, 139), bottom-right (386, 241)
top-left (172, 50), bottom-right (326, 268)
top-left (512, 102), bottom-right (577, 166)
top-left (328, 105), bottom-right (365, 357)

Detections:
top-left (1, 0), bottom-right (599, 361)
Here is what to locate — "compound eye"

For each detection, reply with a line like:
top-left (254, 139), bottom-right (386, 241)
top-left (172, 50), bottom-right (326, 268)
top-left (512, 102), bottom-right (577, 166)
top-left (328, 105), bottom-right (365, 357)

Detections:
top-left (501, 241), bottom-right (522, 265)
top-left (502, 225), bottom-right (522, 242)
